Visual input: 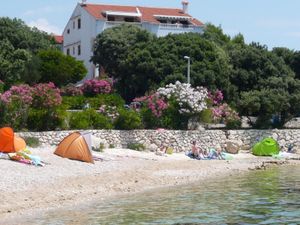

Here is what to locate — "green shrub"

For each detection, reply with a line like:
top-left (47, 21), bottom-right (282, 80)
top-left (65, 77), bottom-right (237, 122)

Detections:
top-left (114, 109), bottom-right (142, 130)
top-left (88, 94), bottom-right (125, 109)
top-left (109, 143), bottom-right (115, 148)
top-left (200, 109), bottom-right (213, 123)
top-left (24, 136), bottom-right (40, 148)
top-left (68, 109), bottom-right (113, 130)
top-left (69, 111), bottom-right (91, 129)
top-left (226, 119), bottom-right (242, 129)
top-left (62, 96), bottom-right (86, 109)
top-left (0, 81), bottom-right (4, 93)
top-left (140, 107), bottom-right (162, 129)
top-left (127, 142), bottom-right (145, 151)
top-left (86, 109), bottom-right (113, 129)
top-left (27, 107), bottom-right (68, 131)
top-left (160, 102), bottom-right (189, 129)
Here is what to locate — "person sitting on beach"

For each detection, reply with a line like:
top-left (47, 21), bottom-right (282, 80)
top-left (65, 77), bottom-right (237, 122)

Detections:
top-left (191, 141), bottom-right (199, 158)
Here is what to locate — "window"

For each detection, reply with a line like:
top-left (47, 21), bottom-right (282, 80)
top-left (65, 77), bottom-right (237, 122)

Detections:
top-left (124, 17), bottom-right (134, 22)
top-left (66, 48), bottom-right (70, 55)
top-left (78, 45), bottom-right (81, 55)
top-left (67, 29), bottom-right (70, 34)
top-left (72, 46), bottom-right (75, 55)
top-left (78, 18), bottom-right (81, 29)
top-left (107, 16), bottom-right (115, 21)
top-left (73, 21), bottom-right (75, 29)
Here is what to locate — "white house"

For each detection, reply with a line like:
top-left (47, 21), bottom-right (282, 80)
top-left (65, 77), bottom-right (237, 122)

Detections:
top-left (62, 0), bottom-right (204, 80)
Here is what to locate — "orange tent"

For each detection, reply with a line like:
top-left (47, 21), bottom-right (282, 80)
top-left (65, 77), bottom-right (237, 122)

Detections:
top-left (54, 132), bottom-right (94, 163)
top-left (0, 127), bottom-right (26, 153)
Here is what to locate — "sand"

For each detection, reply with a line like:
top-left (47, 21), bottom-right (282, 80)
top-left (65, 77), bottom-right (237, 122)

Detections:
top-left (0, 145), bottom-right (299, 224)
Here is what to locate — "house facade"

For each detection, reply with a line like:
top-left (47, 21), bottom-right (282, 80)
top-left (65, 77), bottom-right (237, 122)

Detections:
top-left (62, 1), bottom-right (204, 80)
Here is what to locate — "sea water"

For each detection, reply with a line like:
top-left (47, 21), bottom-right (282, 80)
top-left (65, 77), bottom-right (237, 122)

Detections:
top-left (22, 165), bottom-right (300, 224)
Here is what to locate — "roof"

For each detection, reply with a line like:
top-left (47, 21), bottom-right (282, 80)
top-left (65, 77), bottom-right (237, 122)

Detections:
top-left (53, 35), bottom-right (63, 44)
top-left (81, 3), bottom-right (204, 26)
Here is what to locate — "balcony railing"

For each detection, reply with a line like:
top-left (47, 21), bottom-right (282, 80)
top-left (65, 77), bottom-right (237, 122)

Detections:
top-left (105, 21), bottom-right (142, 29)
top-left (158, 23), bottom-right (199, 29)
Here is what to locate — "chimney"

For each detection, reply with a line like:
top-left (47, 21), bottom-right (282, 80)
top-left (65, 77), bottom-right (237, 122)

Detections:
top-left (182, 0), bottom-right (189, 14)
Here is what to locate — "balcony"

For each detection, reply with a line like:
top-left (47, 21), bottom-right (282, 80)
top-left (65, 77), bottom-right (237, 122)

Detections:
top-left (104, 21), bottom-right (142, 29)
top-left (158, 23), bottom-right (199, 30)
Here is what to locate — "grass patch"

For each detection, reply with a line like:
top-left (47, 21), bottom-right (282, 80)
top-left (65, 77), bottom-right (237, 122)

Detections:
top-left (127, 142), bottom-right (145, 151)
top-left (24, 136), bottom-right (40, 148)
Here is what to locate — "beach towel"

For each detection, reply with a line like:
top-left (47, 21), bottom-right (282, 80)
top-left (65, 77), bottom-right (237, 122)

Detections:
top-left (7, 150), bottom-right (45, 166)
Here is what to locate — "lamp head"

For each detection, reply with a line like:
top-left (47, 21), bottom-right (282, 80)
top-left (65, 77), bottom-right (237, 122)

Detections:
top-left (184, 56), bottom-right (190, 59)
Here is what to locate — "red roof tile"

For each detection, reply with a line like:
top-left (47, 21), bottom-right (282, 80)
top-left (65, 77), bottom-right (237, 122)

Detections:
top-left (54, 35), bottom-right (63, 44)
top-left (82, 3), bottom-right (204, 26)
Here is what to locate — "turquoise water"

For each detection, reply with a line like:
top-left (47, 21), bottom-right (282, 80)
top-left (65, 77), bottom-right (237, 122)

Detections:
top-left (24, 165), bottom-right (300, 224)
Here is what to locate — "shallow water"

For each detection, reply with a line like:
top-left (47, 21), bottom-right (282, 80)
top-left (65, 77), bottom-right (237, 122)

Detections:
top-left (24, 165), bottom-right (300, 224)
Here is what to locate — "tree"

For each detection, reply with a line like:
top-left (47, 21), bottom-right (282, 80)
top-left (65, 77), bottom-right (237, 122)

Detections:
top-left (93, 25), bottom-right (232, 102)
top-left (92, 24), bottom-right (154, 78)
top-left (0, 17), bottom-right (53, 86)
top-left (0, 39), bottom-right (31, 86)
top-left (0, 17), bottom-right (52, 53)
top-left (38, 49), bottom-right (87, 87)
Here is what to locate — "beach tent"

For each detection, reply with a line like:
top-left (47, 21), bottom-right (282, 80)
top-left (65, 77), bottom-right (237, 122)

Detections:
top-left (54, 132), bottom-right (94, 163)
top-left (0, 127), bottom-right (26, 153)
top-left (252, 137), bottom-right (280, 156)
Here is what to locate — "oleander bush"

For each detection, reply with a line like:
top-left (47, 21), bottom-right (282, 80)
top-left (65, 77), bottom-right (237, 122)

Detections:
top-left (81, 79), bottom-right (113, 97)
top-left (114, 109), bottom-right (142, 130)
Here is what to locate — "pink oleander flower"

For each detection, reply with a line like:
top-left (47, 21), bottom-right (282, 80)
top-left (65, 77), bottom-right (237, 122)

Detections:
top-left (211, 103), bottom-right (240, 124)
top-left (61, 85), bottom-right (83, 96)
top-left (133, 93), bottom-right (168, 118)
top-left (81, 79), bottom-right (113, 96)
top-left (208, 89), bottom-right (224, 106)
top-left (0, 84), bottom-right (33, 105)
top-left (31, 82), bottom-right (62, 108)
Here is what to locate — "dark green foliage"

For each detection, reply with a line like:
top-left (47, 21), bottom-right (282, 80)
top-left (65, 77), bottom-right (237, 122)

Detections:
top-left (226, 119), bottom-right (242, 129)
top-left (93, 24), bottom-right (232, 102)
top-left (68, 109), bottom-right (113, 130)
top-left (27, 108), bottom-right (68, 131)
top-left (88, 94), bottom-right (125, 109)
top-left (38, 49), bottom-right (86, 87)
top-left (62, 96), bottom-right (86, 109)
top-left (62, 94), bottom-right (125, 110)
top-left (109, 143), bottom-right (115, 148)
top-left (0, 17), bottom-right (52, 85)
top-left (114, 109), bottom-right (142, 130)
top-left (127, 142), bottom-right (145, 151)
top-left (69, 111), bottom-right (91, 129)
top-left (0, 17), bottom-right (52, 53)
top-left (23, 136), bottom-right (40, 148)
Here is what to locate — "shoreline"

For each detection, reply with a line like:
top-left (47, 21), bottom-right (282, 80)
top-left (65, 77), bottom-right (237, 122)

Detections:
top-left (0, 146), bottom-right (299, 224)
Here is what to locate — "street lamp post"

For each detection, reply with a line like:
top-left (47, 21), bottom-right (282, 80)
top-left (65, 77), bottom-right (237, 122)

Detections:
top-left (184, 56), bottom-right (190, 84)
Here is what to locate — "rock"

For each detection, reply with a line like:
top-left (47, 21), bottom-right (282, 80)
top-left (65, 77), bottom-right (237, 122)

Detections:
top-left (187, 117), bottom-right (205, 130)
top-left (91, 136), bottom-right (106, 148)
top-left (148, 144), bottom-right (157, 152)
top-left (241, 116), bottom-right (257, 128)
top-left (284, 117), bottom-right (300, 128)
top-left (225, 140), bottom-right (243, 154)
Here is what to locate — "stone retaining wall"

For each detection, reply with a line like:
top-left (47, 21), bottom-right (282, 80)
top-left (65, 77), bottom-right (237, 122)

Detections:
top-left (17, 129), bottom-right (300, 153)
